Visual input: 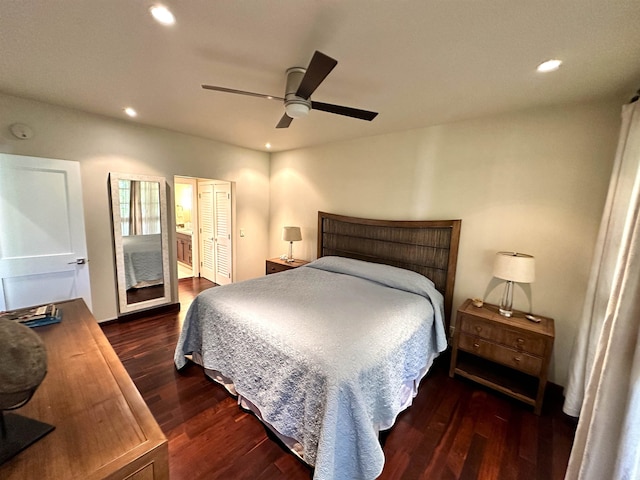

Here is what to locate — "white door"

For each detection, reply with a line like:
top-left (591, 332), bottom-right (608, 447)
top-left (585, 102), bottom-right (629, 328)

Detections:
top-left (198, 182), bottom-right (216, 283)
top-left (213, 183), bottom-right (232, 286)
top-left (0, 154), bottom-right (92, 311)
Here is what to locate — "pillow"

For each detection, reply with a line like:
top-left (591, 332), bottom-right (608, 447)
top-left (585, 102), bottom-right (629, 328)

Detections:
top-left (306, 255), bottom-right (447, 353)
top-left (305, 256), bottom-right (441, 303)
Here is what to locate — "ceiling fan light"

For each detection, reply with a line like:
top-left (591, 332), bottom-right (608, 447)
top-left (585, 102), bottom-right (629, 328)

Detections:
top-left (285, 102), bottom-right (310, 119)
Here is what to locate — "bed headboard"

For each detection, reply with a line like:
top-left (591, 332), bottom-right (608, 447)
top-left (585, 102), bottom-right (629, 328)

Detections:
top-left (317, 211), bottom-right (461, 327)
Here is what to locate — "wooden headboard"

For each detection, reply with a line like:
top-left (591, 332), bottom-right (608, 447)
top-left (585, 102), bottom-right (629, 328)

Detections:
top-left (317, 211), bottom-right (461, 327)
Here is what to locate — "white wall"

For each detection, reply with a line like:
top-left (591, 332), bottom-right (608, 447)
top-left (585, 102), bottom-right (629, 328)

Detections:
top-left (1, 91), bottom-right (622, 385)
top-left (269, 99), bottom-right (622, 386)
top-left (0, 93), bottom-right (270, 322)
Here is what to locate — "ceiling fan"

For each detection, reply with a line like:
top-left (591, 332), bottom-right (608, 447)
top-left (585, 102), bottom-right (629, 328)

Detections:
top-left (202, 51), bottom-right (378, 129)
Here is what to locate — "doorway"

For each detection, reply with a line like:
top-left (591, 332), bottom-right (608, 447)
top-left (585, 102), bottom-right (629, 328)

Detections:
top-left (174, 178), bottom-right (196, 280)
top-left (174, 176), bottom-right (233, 288)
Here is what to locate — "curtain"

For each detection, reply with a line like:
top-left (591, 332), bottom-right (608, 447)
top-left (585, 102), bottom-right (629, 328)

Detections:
top-left (129, 180), bottom-right (143, 235)
top-left (126, 180), bottom-right (160, 236)
top-left (564, 100), bottom-right (640, 479)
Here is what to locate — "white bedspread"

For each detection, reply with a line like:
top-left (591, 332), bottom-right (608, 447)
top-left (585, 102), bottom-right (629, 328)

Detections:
top-left (174, 256), bottom-right (447, 480)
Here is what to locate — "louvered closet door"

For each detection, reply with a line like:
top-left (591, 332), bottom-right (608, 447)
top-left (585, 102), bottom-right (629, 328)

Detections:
top-left (198, 183), bottom-right (216, 283)
top-left (213, 183), bottom-right (232, 286)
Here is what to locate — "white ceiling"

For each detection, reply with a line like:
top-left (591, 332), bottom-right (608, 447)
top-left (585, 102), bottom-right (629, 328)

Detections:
top-left (2, 1), bottom-right (640, 152)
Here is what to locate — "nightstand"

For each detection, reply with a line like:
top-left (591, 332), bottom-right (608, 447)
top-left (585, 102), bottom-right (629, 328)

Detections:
top-left (449, 298), bottom-right (555, 414)
top-left (265, 257), bottom-right (310, 275)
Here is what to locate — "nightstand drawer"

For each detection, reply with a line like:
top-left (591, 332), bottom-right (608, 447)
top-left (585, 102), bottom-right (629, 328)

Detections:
top-left (460, 315), bottom-right (546, 356)
top-left (266, 261), bottom-right (292, 274)
top-left (266, 258), bottom-right (310, 275)
top-left (459, 314), bottom-right (500, 338)
top-left (458, 333), bottom-right (543, 376)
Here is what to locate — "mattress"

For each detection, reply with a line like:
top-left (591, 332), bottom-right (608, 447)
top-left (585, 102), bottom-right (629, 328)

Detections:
top-left (174, 256), bottom-right (447, 480)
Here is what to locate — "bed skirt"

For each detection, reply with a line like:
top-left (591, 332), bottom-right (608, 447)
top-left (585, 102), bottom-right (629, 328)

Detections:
top-left (191, 350), bottom-right (439, 467)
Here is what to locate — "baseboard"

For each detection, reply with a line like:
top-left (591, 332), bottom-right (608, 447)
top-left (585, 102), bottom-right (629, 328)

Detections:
top-left (116, 302), bottom-right (181, 322)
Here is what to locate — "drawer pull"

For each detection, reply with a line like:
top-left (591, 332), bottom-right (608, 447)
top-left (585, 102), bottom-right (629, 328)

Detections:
top-left (516, 338), bottom-right (525, 344)
top-left (513, 356), bottom-right (522, 363)
top-left (475, 326), bottom-right (482, 333)
top-left (473, 343), bottom-right (480, 348)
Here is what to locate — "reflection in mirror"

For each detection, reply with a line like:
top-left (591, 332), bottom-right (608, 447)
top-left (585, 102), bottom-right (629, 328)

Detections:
top-left (109, 173), bottom-right (171, 315)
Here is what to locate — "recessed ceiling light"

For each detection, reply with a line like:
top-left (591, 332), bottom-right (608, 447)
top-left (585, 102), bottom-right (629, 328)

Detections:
top-left (150, 5), bottom-right (175, 26)
top-left (124, 107), bottom-right (137, 117)
top-left (265, 143), bottom-right (271, 149)
top-left (537, 59), bottom-right (562, 73)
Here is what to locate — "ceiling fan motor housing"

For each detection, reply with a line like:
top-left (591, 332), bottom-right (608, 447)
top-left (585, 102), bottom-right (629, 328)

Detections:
top-left (284, 67), bottom-right (311, 118)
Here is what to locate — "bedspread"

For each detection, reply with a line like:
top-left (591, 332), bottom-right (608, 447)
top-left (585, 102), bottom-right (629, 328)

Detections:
top-left (174, 257), bottom-right (447, 480)
top-left (122, 234), bottom-right (163, 289)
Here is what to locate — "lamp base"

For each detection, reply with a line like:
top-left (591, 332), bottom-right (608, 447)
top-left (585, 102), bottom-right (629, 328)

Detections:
top-left (498, 280), bottom-right (514, 317)
top-left (0, 412), bottom-right (55, 465)
top-left (287, 241), bottom-right (294, 263)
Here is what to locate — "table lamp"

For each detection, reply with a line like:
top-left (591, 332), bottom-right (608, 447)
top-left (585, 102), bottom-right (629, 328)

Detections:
top-left (493, 251), bottom-right (535, 317)
top-left (282, 226), bottom-right (302, 262)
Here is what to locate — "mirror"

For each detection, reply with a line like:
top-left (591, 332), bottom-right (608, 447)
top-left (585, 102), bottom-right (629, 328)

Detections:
top-left (109, 173), bottom-right (171, 315)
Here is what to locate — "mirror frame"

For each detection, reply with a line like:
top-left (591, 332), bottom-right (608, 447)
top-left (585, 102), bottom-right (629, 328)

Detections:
top-left (109, 172), bottom-right (172, 315)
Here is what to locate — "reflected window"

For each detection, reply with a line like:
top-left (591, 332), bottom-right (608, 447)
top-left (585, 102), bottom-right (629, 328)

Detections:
top-left (119, 180), bottom-right (161, 236)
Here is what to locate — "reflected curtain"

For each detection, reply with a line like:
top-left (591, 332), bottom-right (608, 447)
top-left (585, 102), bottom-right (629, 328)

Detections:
top-left (129, 180), bottom-right (143, 235)
top-left (564, 100), bottom-right (640, 479)
top-left (127, 181), bottom-right (160, 235)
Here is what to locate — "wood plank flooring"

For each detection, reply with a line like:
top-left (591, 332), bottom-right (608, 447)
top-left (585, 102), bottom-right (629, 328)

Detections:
top-left (102, 276), bottom-right (576, 480)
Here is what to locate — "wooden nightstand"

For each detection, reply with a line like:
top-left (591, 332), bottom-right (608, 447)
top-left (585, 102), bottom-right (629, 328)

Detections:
top-left (266, 257), bottom-right (310, 275)
top-left (449, 298), bottom-right (555, 415)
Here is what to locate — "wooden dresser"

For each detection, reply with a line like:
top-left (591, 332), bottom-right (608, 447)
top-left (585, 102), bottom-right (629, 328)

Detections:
top-left (0, 299), bottom-right (169, 479)
top-left (449, 298), bottom-right (554, 414)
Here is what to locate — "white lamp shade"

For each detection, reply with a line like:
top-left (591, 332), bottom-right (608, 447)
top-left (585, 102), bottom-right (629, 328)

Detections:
top-left (493, 252), bottom-right (535, 283)
top-left (282, 226), bottom-right (302, 242)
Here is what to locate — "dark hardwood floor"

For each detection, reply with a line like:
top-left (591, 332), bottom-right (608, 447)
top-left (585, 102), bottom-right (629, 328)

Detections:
top-left (102, 276), bottom-right (576, 480)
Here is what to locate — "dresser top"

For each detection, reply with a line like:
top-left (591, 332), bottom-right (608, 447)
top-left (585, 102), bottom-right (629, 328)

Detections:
top-left (458, 298), bottom-right (555, 337)
top-left (0, 298), bottom-right (167, 479)
top-left (267, 257), bottom-right (310, 268)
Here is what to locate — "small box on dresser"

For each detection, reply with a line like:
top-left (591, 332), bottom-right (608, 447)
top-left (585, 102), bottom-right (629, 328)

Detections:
top-left (449, 298), bottom-right (555, 415)
top-left (265, 257), bottom-right (309, 274)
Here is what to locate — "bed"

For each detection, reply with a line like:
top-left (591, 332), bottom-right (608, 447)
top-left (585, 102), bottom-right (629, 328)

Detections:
top-left (174, 212), bottom-right (461, 479)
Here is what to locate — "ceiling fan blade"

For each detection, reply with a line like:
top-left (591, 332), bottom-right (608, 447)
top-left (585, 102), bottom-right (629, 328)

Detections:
top-left (311, 101), bottom-right (378, 121)
top-left (201, 85), bottom-right (284, 101)
top-left (295, 51), bottom-right (338, 100)
top-left (276, 113), bottom-right (293, 129)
